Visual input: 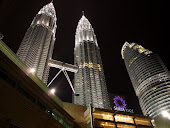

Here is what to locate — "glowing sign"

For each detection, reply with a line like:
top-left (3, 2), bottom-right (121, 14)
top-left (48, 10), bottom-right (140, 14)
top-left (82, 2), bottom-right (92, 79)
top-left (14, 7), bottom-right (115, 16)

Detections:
top-left (137, 44), bottom-right (142, 47)
top-left (113, 96), bottom-right (134, 113)
top-left (113, 96), bottom-right (126, 109)
top-left (137, 44), bottom-right (144, 49)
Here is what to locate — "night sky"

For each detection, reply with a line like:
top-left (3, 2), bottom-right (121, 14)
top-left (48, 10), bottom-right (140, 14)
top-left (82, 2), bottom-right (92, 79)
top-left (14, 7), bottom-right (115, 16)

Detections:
top-left (0, 0), bottom-right (164, 114)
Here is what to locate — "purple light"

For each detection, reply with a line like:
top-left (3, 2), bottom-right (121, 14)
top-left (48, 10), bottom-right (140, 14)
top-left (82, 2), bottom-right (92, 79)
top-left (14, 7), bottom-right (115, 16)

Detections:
top-left (113, 96), bottom-right (127, 109)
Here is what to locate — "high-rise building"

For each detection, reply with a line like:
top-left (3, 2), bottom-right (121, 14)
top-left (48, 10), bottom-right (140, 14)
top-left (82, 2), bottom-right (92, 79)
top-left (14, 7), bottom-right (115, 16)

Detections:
top-left (121, 42), bottom-right (170, 120)
top-left (17, 2), bottom-right (57, 84)
top-left (73, 15), bottom-right (110, 109)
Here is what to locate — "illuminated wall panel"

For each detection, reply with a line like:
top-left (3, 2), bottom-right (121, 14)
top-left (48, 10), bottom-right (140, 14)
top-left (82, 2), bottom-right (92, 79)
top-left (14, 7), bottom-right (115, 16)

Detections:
top-left (115, 114), bottom-right (134, 124)
top-left (117, 124), bottom-right (136, 128)
top-left (94, 120), bottom-right (116, 128)
top-left (135, 117), bottom-right (152, 126)
top-left (93, 113), bottom-right (114, 121)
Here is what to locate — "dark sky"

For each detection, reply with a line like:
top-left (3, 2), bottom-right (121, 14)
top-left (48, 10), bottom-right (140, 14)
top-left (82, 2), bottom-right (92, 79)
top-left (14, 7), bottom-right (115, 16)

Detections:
top-left (0, 0), bottom-right (164, 114)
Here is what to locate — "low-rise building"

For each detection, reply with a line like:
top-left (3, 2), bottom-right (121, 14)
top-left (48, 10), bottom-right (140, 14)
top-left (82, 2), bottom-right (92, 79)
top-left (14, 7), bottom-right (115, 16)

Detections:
top-left (89, 107), bottom-right (153, 128)
top-left (0, 40), bottom-right (80, 128)
top-left (63, 102), bottom-right (153, 128)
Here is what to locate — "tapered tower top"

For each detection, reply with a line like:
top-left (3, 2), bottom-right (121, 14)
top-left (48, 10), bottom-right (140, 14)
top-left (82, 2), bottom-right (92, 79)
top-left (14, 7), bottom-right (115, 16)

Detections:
top-left (75, 14), bottom-right (98, 47)
top-left (38, 2), bottom-right (56, 20)
top-left (76, 15), bottom-right (93, 34)
top-left (31, 1), bottom-right (57, 35)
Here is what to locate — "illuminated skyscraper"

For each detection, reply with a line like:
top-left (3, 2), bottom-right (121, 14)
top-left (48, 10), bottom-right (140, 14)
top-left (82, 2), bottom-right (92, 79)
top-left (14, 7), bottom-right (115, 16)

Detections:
top-left (73, 15), bottom-right (110, 109)
top-left (121, 42), bottom-right (170, 118)
top-left (17, 2), bottom-right (57, 84)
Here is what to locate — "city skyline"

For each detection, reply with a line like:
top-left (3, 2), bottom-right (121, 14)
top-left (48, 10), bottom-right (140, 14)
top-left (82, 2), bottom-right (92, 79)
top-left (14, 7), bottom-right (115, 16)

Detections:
top-left (0, 0), bottom-right (163, 114)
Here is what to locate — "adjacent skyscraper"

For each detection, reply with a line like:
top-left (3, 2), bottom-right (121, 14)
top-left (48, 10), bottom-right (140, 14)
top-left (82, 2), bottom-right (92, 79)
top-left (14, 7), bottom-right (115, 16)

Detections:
top-left (121, 42), bottom-right (170, 118)
top-left (17, 2), bottom-right (57, 84)
top-left (74, 15), bottom-right (110, 109)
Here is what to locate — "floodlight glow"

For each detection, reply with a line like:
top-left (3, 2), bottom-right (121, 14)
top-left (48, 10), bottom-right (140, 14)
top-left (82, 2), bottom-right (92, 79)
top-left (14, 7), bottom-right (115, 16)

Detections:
top-left (30, 68), bottom-right (35, 73)
top-left (162, 111), bottom-right (170, 120)
top-left (162, 111), bottom-right (169, 117)
top-left (49, 88), bottom-right (56, 95)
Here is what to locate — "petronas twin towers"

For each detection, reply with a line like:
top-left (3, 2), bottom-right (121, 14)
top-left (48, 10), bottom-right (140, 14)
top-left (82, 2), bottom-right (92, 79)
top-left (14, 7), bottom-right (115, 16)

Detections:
top-left (17, 2), bottom-right (110, 109)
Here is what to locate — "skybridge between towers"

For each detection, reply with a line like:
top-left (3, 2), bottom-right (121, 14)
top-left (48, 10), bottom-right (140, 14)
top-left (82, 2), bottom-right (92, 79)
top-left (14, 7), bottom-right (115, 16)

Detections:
top-left (48, 59), bottom-right (79, 95)
top-left (48, 59), bottom-right (78, 73)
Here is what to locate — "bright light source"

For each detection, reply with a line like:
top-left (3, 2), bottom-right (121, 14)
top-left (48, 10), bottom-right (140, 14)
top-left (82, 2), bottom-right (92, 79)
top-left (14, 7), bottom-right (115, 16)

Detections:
top-left (162, 111), bottom-right (170, 120)
top-left (29, 68), bottom-right (35, 73)
top-left (30, 68), bottom-right (35, 73)
top-left (162, 111), bottom-right (169, 117)
top-left (49, 88), bottom-right (56, 95)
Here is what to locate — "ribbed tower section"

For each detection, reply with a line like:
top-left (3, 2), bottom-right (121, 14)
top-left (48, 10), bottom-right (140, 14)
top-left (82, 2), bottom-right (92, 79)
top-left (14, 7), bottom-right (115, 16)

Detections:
top-left (74, 15), bottom-right (110, 109)
top-left (121, 42), bottom-right (170, 118)
top-left (17, 2), bottom-right (57, 84)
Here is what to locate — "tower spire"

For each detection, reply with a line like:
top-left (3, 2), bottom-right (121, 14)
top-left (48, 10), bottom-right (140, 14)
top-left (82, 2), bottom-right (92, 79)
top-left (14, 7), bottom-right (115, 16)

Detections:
top-left (82, 11), bottom-right (84, 16)
top-left (75, 13), bottom-right (98, 47)
top-left (38, 2), bottom-right (56, 19)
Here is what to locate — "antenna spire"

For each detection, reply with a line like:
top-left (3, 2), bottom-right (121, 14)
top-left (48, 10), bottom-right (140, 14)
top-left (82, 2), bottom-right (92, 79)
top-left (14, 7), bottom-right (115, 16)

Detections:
top-left (82, 11), bottom-right (84, 16)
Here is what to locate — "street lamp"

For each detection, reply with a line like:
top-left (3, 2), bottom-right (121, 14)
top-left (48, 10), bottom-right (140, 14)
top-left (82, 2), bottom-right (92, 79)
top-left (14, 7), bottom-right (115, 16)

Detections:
top-left (30, 68), bottom-right (35, 73)
top-left (28, 68), bottom-right (35, 73)
top-left (49, 88), bottom-right (56, 95)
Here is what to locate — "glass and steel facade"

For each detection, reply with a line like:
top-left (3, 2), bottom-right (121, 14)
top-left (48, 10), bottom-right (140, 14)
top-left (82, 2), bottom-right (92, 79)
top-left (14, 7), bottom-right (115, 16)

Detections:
top-left (17, 2), bottom-right (57, 84)
top-left (73, 15), bottom-right (110, 109)
top-left (121, 42), bottom-right (170, 118)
